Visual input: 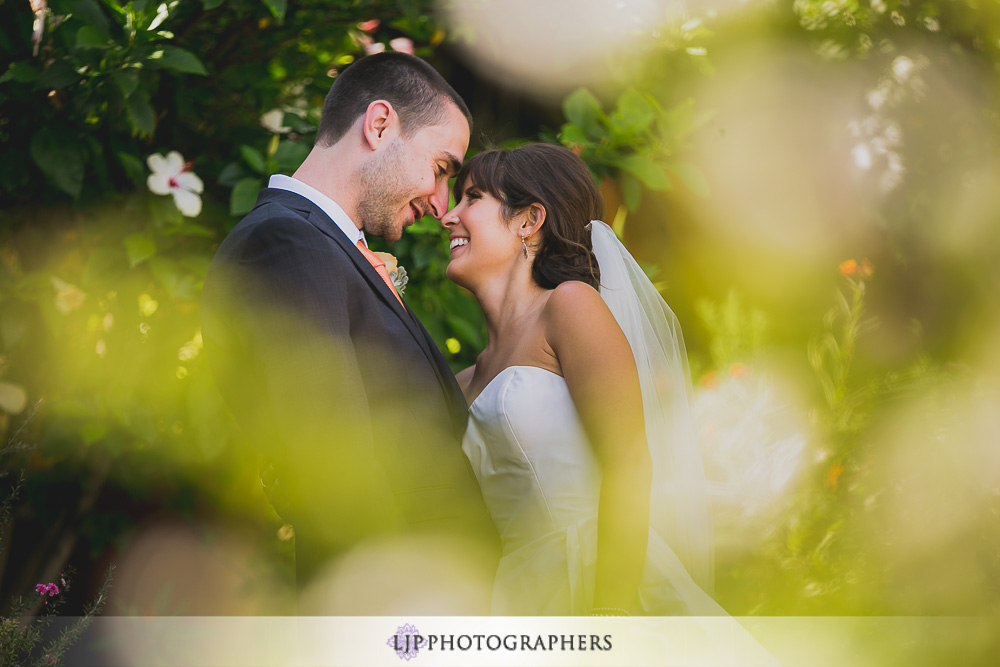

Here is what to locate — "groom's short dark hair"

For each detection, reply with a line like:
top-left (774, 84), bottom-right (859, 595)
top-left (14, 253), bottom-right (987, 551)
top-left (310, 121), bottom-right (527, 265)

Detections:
top-left (316, 52), bottom-right (472, 147)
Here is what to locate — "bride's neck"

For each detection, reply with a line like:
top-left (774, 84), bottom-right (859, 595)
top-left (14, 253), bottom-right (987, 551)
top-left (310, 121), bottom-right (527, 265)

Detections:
top-left (473, 270), bottom-right (548, 347)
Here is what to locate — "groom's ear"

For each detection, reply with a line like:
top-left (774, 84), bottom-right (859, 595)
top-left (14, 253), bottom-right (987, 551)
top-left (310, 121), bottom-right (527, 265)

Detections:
top-left (520, 203), bottom-right (546, 237)
top-left (362, 100), bottom-right (398, 150)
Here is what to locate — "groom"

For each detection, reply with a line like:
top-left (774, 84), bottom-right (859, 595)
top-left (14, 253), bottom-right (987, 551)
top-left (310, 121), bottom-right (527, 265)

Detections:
top-left (201, 53), bottom-right (497, 609)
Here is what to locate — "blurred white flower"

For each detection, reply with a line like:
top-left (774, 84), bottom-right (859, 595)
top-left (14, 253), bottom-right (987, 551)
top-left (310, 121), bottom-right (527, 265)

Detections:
top-left (147, 151), bottom-right (204, 217)
top-left (365, 41), bottom-right (386, 55)
top-left (0, 381), bottom-right (27, 415)
top-left (389, 37), bottom-right (414, 54)
top-left (260, 109), bottom-right (291, 134)
top-left (50, 276), bottom-right (86, 314)
top-left (852, 144), bottom-right (873, 170)
top-left (866, 87), bottom-right (888, 110)
top-left (695, 369), bottom-right (810, 518)
top-left (892, 56), bottom-right (914, 81)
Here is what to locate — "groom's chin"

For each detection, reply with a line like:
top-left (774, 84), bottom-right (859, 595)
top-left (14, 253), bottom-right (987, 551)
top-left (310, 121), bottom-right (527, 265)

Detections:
top-left (297, 534), bottom-right (495, 615)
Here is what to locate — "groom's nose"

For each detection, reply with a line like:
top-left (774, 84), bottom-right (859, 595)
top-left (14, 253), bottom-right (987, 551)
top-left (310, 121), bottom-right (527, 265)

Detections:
top-left (428, 179), bottom-right (450, 219)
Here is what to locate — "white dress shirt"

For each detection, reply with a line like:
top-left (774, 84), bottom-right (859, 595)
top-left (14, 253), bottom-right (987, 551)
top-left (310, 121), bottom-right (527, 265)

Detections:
top-left (268, 174), bottom-right (371, 248)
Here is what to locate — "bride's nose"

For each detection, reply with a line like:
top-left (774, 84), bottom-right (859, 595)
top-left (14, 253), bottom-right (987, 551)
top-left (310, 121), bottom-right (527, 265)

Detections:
top-left (441, 206), bottom-right (459, 228)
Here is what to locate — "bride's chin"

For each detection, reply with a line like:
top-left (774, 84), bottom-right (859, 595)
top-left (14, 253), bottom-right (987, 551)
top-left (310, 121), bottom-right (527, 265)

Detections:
top-left (445, 263), bottom-right (470, 289)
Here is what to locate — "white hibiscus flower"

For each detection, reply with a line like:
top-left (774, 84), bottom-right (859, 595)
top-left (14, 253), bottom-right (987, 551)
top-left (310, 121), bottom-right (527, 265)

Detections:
top-left (146, 151), bottom-right (204, 217)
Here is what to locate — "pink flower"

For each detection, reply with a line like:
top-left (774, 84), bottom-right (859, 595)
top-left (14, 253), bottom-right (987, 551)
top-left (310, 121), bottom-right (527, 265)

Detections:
top-left (358, 19), bottom-right (380, 33)
top-left (35, 583), bottom-right (60, 596)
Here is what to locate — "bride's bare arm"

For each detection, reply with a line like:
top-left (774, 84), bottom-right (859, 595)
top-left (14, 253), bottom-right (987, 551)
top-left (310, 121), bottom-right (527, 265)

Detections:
top-left (543, 281), bottom-right (652, 615)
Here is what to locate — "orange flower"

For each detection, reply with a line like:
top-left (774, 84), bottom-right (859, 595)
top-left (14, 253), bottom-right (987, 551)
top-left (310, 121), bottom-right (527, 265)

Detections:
top-left (838, 259), bottom-right (858, 277)
top-left (859, 257), bottom-right (874, 277)
top-left (826, 462), bottom-right (845, 488)
top-left (729, 362), bottom-right (748, 379)
top-left (699, 370), bottom-right (717, 388)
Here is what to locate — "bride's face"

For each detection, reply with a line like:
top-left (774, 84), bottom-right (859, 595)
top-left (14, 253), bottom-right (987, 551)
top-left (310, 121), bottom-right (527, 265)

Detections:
top-left (441, 181), bottom-right (522, 288)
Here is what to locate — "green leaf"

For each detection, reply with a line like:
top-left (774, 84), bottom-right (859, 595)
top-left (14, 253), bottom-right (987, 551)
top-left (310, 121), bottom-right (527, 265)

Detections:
top-left (239, 145), bottom-right (266, 174)
top-left (282, 112), bottom-right (315, 133)
top-left (621, 173), bottom-right (641, 211)
top-left (1, 61), bottom-right (40, 83)
top-left (117, 151), bottom-right (146, 184)
top-left (0, 302), bottom-right (32, 349)
top-left (667, 163), bottom-right (710, 197)
top-left (34, 59), bottom-right (81, 90)
top-left (162, 223), bottom-right (215, 238)
top-left (69, 0), bottom-right (112, 36)
top-left (230, 178), bottom-right (262, 216)
top-left (560, 124), bottom-right (589, 148)
top-left (125, 92), bottom-right (156, 136)
top-left (85, 134), bottom-right (109, 190)
top-left (147, 46), bottom-right (208, 75)
top-left (614, 88), bottom-right (657, 133)
top-left (30, 128), bottom-right (86, 198)
top-left (124, 233), bottom-right (157, 268)
top-left (149, 257), bottom-right (197, 300)
top-left (218, 161), bottom-right (245, 187)
top-left (412, 242), bottom-right (436, 270)
top-left (80, 421), bottom-right (109, 445)
top-left (201, 0), bottom-right (224, 8)
top-left (562, 88), bottom-right (604, 137)
top-left (180, 254), bottom-right (212, 276)
top-left (261, 0), bottom-right (287, 22)
top-left (188, 373), bottom-right (231, 460)
top-left (112, 70), bottom-right (139, 98)
top-left (76, 25), bottom-right (108, 49)
top-left (273, 141), bottom-right (310, 172)
top-left (613, 154), bottom-right (671, 191)
top-left (83, 247), bottom-right (126, 286)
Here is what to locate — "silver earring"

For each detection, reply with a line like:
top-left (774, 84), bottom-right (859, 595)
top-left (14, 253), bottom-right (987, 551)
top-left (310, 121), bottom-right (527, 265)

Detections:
top-left (520, 233), bottom-right (530, 259)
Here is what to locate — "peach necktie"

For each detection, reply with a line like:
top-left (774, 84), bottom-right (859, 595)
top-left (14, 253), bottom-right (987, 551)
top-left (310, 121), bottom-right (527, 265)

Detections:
top-left (356, 240), bottom-right (404, 308)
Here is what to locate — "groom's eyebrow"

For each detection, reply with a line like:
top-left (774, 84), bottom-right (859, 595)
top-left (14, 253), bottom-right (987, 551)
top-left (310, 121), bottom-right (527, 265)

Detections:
top-left (441, 152), bottom-right (462, 176)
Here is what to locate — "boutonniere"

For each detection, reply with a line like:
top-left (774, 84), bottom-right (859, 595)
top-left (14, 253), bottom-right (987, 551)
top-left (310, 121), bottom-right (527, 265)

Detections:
top-left (373, 251), bottom-right (408, 294)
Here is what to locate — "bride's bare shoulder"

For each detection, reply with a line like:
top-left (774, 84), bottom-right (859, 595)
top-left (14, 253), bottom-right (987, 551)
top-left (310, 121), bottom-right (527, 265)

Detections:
top-left (543, 280), bottom-right (607, 318)
top-left (542, 281), bottom-right (619, 342)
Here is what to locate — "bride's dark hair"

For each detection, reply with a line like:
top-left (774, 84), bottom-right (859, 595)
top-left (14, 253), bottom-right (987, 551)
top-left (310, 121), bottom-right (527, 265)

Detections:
top-left (453, 143), bottom-right (604, 290)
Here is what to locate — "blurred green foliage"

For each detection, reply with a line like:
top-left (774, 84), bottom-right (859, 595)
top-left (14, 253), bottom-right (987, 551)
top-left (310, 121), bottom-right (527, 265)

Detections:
top-left (0, 0), bottom-right (998, 634)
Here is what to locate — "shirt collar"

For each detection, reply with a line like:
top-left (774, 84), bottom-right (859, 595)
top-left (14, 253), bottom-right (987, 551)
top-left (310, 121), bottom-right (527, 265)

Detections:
top-left (267, 174), bottom-right (370, 247)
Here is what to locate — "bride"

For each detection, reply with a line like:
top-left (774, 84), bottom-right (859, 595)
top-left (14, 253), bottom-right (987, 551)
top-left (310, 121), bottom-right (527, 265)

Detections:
top-left (441, 143), bottom-right (725, 616)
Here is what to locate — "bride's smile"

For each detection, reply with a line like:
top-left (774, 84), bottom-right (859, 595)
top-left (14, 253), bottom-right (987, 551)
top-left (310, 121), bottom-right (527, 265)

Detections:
top-left (441, 182), bottom-right (526, 289)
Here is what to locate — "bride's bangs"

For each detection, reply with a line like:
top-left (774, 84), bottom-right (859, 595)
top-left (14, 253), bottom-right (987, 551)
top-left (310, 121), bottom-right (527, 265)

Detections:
top-left (453, 150), bottom-right (507, 204)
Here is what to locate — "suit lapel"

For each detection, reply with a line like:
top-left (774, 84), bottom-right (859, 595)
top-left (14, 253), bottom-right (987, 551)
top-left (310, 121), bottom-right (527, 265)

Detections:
top-left (259, 189), bottom-right (462, 407)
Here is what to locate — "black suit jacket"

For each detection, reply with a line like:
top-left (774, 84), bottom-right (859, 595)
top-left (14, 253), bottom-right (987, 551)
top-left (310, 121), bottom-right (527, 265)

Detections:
top-left (201, 189), bottom-right (497, 585)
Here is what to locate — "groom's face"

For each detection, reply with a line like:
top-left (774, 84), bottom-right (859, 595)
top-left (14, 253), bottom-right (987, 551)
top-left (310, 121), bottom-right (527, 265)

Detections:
top-left (356, 103), bottom-right (470, 243)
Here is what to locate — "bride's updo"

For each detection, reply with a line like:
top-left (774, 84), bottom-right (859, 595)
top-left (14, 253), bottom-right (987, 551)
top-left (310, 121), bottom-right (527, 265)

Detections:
top-left (453, 143), bottom-right (604, 289)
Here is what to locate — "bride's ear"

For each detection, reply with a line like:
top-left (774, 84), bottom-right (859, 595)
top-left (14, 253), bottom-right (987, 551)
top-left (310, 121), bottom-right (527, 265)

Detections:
top-left (519, 203), bottom-right (546, 238)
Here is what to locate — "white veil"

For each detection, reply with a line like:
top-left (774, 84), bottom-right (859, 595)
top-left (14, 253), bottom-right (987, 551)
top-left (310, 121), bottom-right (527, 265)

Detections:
top-left (589, 220), bottom-right (714, 594)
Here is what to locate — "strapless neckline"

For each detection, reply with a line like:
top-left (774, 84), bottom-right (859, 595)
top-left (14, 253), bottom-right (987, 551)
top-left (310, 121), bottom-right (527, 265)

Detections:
top-left (467, 365), bottom-right (564, 408)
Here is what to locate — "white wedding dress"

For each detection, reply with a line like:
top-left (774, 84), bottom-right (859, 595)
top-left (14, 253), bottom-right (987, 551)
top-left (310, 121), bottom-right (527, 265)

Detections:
top-left (463, 364), bottom-right (726, 616)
